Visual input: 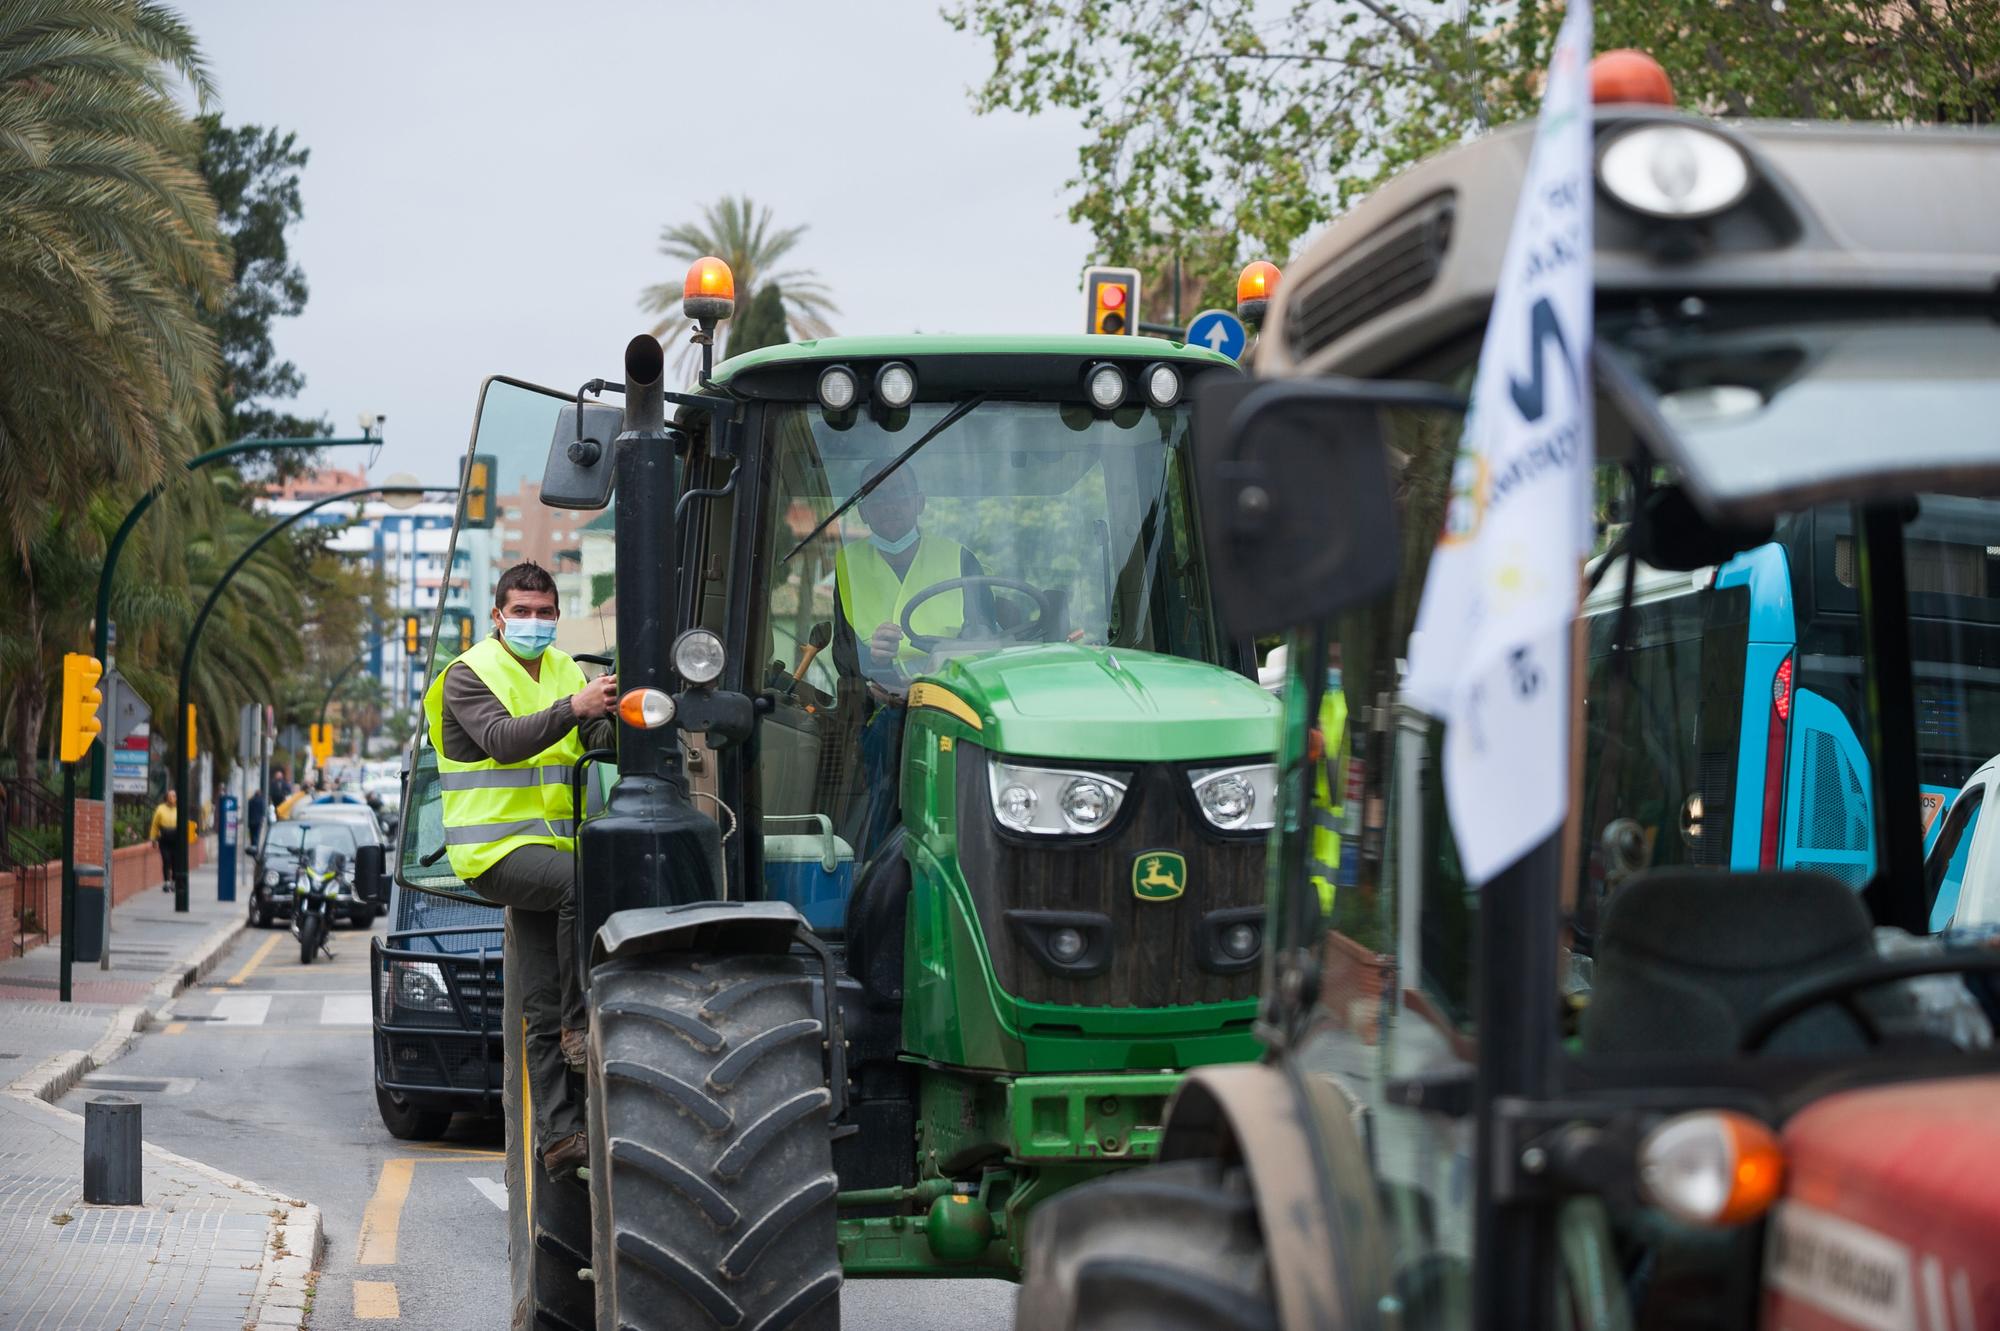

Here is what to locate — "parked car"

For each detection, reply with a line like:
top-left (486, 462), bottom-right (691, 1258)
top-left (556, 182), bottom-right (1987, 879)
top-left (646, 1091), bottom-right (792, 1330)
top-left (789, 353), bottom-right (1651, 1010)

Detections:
top-left (371, 878), bottom-right (504, 1139)
top-left (294, 797), bottom-right (388, 850)
top-left (363, 777), bottom-right (403, 842)
top-left (251, 820), bottom-right (380, 928)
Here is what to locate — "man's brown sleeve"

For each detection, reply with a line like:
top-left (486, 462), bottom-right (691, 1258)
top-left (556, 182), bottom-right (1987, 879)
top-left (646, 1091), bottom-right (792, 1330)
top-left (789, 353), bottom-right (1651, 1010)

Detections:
top-left (441, 663), bottom-right (582, 764)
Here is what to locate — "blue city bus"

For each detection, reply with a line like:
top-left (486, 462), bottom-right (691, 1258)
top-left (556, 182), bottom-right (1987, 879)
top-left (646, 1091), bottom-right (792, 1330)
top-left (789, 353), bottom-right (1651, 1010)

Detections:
top-left (1581, 496), bottom-right (2000, 932)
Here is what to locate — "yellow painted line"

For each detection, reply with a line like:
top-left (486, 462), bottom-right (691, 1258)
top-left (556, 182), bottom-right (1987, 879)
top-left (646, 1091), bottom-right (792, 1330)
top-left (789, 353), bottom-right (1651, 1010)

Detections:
top-left (353, 1280), bottom-right (400, 1319)
top-left (357, 1158), bottom-right (415, 1265)
top-left (225, 934), bottom-right (281, 987)
top-left (405, 1142), bottom-right (502, 1158)
top-left (163, 1022), bottom-right (186, 1036)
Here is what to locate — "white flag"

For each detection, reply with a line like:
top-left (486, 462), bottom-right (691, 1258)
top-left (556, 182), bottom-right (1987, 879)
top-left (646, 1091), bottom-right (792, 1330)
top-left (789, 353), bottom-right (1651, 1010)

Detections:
top-left (1402, 2), bottom-right (1594, 885)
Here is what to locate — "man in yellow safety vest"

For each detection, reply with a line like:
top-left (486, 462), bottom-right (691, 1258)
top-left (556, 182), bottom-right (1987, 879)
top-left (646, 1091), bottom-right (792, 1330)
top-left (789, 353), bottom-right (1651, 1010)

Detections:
top-left (422, 561), bottom-right (616, 1176)
top-left (1310, 647), bottom-right (1349, 914)
top-left (832, 462), bottom-right (994, 860)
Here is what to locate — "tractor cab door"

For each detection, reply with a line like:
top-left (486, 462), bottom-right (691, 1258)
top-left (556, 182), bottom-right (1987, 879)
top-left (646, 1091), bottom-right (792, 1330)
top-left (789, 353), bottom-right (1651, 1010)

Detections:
top-left (394, 376), bottom-right (617, 905)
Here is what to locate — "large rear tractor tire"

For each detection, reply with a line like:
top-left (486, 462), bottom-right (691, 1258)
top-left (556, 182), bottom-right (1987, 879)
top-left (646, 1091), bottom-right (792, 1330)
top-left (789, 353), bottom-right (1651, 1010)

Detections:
top-left (1017, 1158), bottom-right (1277, 1331)
top-left (588, 953), bottom-right (841, 1331)
top-left (503, 928), bottom-right (594, 1331)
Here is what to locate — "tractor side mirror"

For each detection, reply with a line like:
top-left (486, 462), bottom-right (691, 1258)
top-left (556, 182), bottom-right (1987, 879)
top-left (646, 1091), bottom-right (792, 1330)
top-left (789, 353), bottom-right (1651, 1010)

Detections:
top-left (541, 399), bottom-right (625, 510)
top-left (1193, 378), bottom-right (1460, 638)
top-left (353, 843), bottom-right (387, 905)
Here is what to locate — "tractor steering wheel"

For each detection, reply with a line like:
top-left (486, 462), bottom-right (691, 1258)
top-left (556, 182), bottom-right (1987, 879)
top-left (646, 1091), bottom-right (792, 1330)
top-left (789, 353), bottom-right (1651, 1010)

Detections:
top-left (1737, 948), bottom-right (2000, 1052)
top-left (899, 576), bottom-right (1052, 653)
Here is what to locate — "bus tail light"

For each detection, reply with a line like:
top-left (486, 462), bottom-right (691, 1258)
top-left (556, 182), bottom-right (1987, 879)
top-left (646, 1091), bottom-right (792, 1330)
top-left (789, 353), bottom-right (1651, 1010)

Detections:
top-left (1759, 653), bottom-right (1794, 869)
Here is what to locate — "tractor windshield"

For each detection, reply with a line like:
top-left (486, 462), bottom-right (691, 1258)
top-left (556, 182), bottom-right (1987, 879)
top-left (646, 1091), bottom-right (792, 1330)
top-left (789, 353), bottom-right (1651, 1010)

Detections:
top-left (751, 394), bottom-right (1222, 877)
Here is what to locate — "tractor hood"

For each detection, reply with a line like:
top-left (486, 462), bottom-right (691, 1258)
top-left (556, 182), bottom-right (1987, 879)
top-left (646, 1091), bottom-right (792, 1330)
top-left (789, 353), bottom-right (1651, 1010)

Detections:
top-left (921, 644), bottom-right (1280, 763)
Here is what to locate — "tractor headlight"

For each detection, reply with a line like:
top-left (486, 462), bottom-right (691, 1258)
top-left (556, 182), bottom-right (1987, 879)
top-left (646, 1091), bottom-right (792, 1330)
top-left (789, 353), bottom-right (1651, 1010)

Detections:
top-left (1597, 124), bottom-right (1752, 220)
top-left (1048, 927), bottom-right (1087, 964)
top-left (873, 361), bottom-right (917, 410)
top-left (817, 365), bottom-right (859, 413)
top-left (1189, 763), bottom-right (1279, 832)
top-left (673, 628), bottom-right (726, 686)
top-left (989, 759), bottom-right (1129, 836)
top-left (1086, 363), bottom-right (1126, 411)
top-left (1143, 362), bottom-right (1182, 408)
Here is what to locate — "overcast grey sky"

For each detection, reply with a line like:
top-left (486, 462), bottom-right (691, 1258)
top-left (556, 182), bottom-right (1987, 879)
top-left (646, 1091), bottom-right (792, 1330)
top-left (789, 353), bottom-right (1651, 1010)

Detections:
top-left (176, 0), bottom-right (1092, 482)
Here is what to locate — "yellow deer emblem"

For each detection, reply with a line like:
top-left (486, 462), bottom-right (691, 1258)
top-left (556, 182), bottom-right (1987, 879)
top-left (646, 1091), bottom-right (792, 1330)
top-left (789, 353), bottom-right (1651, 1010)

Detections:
top-left (1132, 851), bottom-right (1187, 902)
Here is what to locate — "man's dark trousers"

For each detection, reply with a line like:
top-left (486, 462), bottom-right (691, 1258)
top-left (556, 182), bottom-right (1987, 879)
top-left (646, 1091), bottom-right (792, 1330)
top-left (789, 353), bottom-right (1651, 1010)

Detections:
top-left (479, 844), bottom-right (585, 1151)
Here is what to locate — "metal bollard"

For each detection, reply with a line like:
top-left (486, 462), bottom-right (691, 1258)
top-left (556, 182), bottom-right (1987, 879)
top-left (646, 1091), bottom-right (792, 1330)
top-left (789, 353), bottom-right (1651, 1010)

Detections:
top-left (83, 1094), bottom-right (143, 1205)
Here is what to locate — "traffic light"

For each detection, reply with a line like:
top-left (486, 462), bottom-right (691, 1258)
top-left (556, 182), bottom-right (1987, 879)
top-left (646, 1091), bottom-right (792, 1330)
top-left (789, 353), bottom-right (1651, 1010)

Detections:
top-left (310, 724), bottom-right (334, 768)
top-left (1084, 266), bottom-right (1142, 336)
top-left (58, 653), bottom-right (104, 764)
top-left (463, 453), bottom-right (496, 529)
top-left (184, 703), bottom-right (197, 761)
top-left (403, 614), bottom-right (422, 654)
top-left (456, 613), bottom-right (473, 654)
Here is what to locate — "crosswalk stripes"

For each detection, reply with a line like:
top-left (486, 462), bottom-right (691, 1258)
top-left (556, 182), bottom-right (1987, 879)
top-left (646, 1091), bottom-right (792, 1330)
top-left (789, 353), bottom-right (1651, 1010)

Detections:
top-left (175, 991), bottom-right (374, 1028)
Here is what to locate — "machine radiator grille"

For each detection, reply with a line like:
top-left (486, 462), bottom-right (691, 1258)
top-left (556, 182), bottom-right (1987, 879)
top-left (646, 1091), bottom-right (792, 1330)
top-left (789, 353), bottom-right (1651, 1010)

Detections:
top-left (1286, 193), bottom-right (1454, 364)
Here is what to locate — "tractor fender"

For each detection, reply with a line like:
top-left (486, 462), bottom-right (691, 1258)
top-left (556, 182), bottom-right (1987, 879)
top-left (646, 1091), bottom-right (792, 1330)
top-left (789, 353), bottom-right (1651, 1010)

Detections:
top-left (1159, 1061), bottom-right (1394, 1330)
top-left (591, 900), bottom-right (806, 968)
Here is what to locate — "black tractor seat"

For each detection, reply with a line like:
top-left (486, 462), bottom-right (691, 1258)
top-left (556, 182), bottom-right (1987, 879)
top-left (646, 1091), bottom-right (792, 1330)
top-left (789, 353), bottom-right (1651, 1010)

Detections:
top-left (1580, 869), bottom-right (1880, 1057)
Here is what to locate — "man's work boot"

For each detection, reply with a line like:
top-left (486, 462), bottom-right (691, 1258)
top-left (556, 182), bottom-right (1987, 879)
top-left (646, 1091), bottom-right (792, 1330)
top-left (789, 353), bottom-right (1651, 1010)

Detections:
top-left (542, 1131), bottom-right (587, 1179)
top-left (560, 1027), bottom-right (587, 1074)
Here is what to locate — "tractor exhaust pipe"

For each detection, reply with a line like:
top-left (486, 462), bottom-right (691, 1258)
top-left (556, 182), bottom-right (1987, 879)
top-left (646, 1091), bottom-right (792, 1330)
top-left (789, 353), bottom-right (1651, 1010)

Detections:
top-left (575, 335), bottom-right (723, 985)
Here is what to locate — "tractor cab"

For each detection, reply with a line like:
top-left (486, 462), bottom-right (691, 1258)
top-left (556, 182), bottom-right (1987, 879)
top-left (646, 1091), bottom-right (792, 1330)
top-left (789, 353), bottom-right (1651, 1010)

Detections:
top-left (1018, 97), bottom-right (2000, 1331)
top-left (398, 307), bottom-right (1283, 1326)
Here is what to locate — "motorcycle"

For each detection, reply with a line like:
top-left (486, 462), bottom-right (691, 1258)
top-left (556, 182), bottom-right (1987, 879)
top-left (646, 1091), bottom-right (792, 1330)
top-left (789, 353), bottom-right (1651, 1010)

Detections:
top-left (292, 844), bottom-right (347, 965)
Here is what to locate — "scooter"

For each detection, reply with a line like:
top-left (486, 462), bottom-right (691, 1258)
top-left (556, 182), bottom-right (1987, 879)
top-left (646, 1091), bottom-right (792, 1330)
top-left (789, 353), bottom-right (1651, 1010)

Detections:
top-left (292, 845), bottom-right (346, 965)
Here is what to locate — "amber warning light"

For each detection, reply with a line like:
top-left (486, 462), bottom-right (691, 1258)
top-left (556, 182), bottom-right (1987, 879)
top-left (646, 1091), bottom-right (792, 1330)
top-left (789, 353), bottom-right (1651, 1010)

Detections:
top-left (1236, 260), bottom-right (1280, 330)
top-left (683, 255), bottom-right (736, 324)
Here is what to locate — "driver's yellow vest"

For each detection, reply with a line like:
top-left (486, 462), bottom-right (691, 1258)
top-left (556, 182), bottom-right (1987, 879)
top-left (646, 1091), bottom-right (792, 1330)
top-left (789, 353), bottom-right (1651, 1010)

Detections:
top-left (422, 636), bottom-right (588, 882)
top-left (835, 535), bottom-right (965, 664)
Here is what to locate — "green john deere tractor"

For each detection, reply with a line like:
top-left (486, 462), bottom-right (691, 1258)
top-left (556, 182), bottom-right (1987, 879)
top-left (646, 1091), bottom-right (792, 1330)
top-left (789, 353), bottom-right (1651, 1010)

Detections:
top-left (394, 284), bottom-right (1280, 1328)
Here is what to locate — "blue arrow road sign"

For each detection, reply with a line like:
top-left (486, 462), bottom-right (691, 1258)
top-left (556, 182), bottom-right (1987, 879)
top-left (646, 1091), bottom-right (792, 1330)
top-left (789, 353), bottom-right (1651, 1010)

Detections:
top-left (1185, 308), bottom-right (1247, 359)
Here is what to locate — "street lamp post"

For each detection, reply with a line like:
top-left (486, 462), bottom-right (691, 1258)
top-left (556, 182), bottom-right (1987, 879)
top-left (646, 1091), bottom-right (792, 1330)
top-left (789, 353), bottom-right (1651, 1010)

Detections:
top-left (171, 484), bottom-right (452, 910)
top-left (90, 434), bottom-right (384, 802)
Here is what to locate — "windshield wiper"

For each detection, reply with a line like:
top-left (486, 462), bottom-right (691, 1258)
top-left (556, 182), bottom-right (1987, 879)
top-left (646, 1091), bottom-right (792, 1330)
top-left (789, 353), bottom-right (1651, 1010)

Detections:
top-left (781, 394), bottom-right (990, 565)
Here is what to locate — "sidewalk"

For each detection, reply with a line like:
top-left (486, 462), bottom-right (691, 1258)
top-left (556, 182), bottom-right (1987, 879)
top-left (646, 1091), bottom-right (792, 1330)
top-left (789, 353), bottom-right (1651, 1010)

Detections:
top-left (0, 852), bottom-right (323, 1331)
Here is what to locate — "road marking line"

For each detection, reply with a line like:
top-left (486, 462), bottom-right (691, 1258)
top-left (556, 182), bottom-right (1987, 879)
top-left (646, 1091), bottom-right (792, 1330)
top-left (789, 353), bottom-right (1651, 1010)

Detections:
top-left (470, 1177), bottom-right (507, 1210)
top-left (357, 1158), bottom-right (415, 1265)
top-left (353, 1280), bottom-right (401, 1319)
top-left (163, 1022), bottom-right (186, 1036)
top-left (211, 994), bottom-right (271, 1026)
top-left (407, 1141), bottom-right (502, 1158)
top-left (226, 934), bottom-right (281, 986)
top-left (320, 994), bottom-right (372, 1025)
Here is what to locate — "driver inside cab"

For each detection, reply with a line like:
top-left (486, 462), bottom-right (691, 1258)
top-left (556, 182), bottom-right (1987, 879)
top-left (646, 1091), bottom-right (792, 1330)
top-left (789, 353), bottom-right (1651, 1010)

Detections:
top-left (832, 462), bottom-right (990, 690)
top-left (831, 462), bottom-right (994, 860)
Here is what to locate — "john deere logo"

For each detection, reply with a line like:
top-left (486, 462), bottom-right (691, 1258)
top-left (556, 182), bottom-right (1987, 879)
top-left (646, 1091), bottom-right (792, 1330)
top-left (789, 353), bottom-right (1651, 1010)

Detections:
top-left (1132, 851), bottom-right (1187, 902)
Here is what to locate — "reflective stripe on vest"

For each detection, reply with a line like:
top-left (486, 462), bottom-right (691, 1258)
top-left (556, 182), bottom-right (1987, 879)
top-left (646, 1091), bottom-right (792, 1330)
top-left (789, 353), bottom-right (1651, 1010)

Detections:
top-left (422, 636), bottom-right (588, 882)
top-left (835, 535), bottom-right (966, 663)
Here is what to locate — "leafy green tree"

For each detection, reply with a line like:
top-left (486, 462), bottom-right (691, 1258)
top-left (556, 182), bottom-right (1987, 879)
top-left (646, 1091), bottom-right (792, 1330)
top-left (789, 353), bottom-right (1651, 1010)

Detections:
top-left (947, 0), bottom-right (2000, 308)
top-left (640, 195), bottom-right (836, 368)
top-left (197, 116), bottom-right (330, 450)
top-left (725, 281), bottom-right (791, 359)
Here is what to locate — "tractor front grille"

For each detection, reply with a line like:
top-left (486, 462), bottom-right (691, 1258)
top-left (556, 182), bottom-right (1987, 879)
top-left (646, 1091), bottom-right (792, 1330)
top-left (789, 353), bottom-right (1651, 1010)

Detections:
top-left (956, 745), bottom-right (1265, 1008)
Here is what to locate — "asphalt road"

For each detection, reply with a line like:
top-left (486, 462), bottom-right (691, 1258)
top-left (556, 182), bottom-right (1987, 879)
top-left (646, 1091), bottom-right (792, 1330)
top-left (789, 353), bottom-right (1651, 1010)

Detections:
top-left (62, 920), bottom-right (1017, 1330)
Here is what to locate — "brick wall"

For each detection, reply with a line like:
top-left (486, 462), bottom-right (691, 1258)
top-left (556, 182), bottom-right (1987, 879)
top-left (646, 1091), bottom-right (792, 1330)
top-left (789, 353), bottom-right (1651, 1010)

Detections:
top-left (3, 835), bottom-right (209, 961)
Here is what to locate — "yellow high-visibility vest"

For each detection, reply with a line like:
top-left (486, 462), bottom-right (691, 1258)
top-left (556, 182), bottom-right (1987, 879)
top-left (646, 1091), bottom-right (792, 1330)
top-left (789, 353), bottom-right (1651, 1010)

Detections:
top-left (422, 636), bottom-right (588, 882)
top-left (834, 535), bottom-right (966, 665)
top-left (1310, 687), bottom-right (1349, 914)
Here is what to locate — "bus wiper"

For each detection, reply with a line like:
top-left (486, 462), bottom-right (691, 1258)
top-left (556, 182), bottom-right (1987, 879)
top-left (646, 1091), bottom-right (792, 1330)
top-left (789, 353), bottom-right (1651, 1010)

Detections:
top-left (781, 393), bottom-right (990, 565)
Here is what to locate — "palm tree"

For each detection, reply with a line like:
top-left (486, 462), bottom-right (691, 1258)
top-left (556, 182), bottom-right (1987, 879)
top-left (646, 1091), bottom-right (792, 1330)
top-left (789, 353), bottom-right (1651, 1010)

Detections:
top-left (639, 195), bottom-right (837, 368)
top-left (0, 0), bottom-right (229, 774)
top-left (0, 0), bottom-right (230, 547)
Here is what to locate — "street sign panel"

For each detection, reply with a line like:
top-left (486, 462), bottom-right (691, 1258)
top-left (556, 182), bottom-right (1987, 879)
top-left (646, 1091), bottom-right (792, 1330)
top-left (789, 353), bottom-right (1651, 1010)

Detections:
top-left (1185, 308), bottom-right (1247, 360)
top-left (106, 669), bottom-right (149, 746)
top-left (112, 727), bottom-right (149, 795)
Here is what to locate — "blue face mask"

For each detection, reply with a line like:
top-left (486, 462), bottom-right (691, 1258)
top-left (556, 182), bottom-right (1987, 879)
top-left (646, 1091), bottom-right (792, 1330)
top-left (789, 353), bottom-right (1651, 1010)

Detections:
top-left (869, 526), bottom-right (920, 556)
top-left (501, 617), bottom-right (557, 658)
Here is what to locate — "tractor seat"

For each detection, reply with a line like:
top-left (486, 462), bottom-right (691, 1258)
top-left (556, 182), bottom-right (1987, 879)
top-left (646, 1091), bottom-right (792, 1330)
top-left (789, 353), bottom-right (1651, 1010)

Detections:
top-left (1580, 870), bottom-right (1878, 1057)
top-left (844, 826), bottom-right (912, 1011)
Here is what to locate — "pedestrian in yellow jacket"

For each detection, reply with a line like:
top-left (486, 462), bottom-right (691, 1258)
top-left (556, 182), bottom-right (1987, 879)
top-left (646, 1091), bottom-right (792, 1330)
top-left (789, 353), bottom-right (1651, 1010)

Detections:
top-left (147, 791), bottom-right (178, 891)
